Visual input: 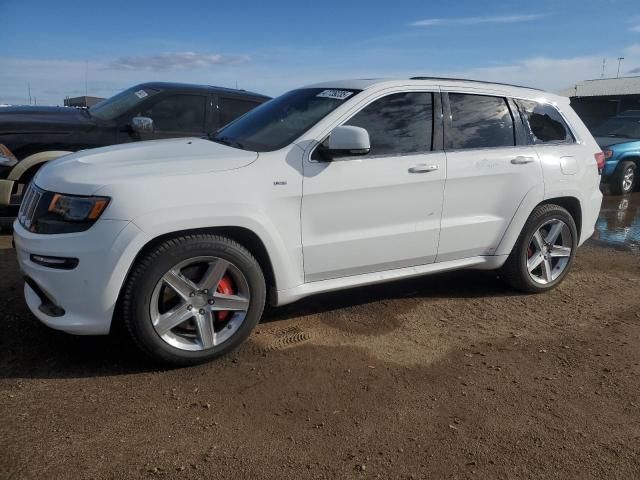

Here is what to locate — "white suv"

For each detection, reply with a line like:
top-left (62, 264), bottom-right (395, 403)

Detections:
top-left (13, 78), bottom-right (604, 365)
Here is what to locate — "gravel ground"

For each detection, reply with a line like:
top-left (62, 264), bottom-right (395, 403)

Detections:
top-left (1, 237), bottom-right (639, 480)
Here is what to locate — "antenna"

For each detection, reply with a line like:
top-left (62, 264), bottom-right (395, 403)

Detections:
top-left (85, 60), bottom-right (88, 96)
top-left (616, 57), bottom-right (625, 78)
top-left (27, 82), bottom-right (32, 105)
top-left (601, 58), bottom-right (606, 78)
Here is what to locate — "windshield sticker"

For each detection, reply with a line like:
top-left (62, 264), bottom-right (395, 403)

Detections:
top-left (134, 89), bottom-right (148, 99)
top-left (316, 89), bottom-right (354, 100)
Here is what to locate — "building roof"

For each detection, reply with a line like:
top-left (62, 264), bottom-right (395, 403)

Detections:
top-left (559, 76), bottom-right (640, 97)
top-left (65, 95), bottom-right (104, 101)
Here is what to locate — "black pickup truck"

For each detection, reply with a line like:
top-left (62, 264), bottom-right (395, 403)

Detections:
top-left (0, 82), bottom-right (270, 222)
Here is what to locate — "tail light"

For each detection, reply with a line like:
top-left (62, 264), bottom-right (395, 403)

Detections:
top-left (594, 152), bottom-right (605, 172)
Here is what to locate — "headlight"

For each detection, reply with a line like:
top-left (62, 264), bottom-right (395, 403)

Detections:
top-left (48, 193), bottom-right (110, 222)
top-left (0, 144), bottom-right (17, 167)
top-left (18, 185), bottom-right (110, 234)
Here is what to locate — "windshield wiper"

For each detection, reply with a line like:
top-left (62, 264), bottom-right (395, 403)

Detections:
top-left (210, 136), bottom-right (245, 149)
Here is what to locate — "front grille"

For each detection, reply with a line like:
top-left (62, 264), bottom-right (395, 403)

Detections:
top-left (17, 183), bottom-right (44, 231)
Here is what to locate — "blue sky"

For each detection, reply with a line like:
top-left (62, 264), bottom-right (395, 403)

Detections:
top-left (1, 0), bottom-right (640, 104)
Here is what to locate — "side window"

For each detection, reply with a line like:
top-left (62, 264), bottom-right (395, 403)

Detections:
top-left (344, 92), bottom-right (433, 156)
top-left (517, 100), bottom-right (574, 144)
top-left (140, 94), bottom-right (206, 133)
top-left (447, 94), bottom-right (515, 149)
top-left (219, 97), bottom-right (260, 126)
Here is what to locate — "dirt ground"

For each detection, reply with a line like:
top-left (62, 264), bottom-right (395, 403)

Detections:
top-left (1, 235), bottom-right (639, 479)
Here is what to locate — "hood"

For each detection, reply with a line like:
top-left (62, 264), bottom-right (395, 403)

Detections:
top-left (594, 136), bottom-right (640, 149)
top-left (35, 137), bottom-right (258, 195)
top-left (0, 105), bottom-right (94, 132)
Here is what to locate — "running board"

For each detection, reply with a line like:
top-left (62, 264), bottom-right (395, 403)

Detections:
top-left (274, 255), bottom-right (507, 306)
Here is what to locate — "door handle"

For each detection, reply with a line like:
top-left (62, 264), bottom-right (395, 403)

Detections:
top-left (511, 156), bottom-right (535, 165)
top-left (408, 164), bottom-right (439, 173)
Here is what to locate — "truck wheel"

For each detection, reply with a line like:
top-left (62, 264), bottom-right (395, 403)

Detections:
top-left (609, 161), bottom-right (636, 195)
top-left (122, 234), bottom-right (266, 366)
top-left (501, 204), bottom-right (577, 293)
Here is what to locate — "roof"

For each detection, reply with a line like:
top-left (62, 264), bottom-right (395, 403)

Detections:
top-left (558, 76), bottom-right (640, 97)
top-left (138, 82), bottom-right (270, 100)
top-left (304, 77), bottom-right (561, 102)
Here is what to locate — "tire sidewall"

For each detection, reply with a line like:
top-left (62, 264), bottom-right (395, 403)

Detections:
top-left (516, 208), bottom-right (578, 292)
top-left (127, 237), bottom-right (265, 365)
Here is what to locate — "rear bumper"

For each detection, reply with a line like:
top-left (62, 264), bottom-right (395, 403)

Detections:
top-left (13, 219), bottom-right (151, 335)
top-left (580, 188), bottom-right (603, 246)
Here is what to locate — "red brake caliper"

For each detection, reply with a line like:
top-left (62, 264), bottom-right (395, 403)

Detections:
top-left (215, 276), bottom-right (234, 322)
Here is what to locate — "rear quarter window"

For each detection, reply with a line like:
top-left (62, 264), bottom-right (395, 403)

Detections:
top-left (517, 100), bottom-right (574, 144)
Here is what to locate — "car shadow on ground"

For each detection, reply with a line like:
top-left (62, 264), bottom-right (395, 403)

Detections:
top-left (0, 257), bottom-right (520, 381)
top-left (262, 269), bottom-right (519, 323)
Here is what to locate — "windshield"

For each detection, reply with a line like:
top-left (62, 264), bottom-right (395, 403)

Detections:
top-left (593, 117), bottom-right (640, 139)
top-left (89, 86), bottom-right (160, 121)
top-left (211, 88), bottom-right (361, 152)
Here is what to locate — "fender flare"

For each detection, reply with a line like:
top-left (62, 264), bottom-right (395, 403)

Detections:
top-left (494, 183), bottom-right (545, 256)
top-left (8, 150), bottom-right (72, 181)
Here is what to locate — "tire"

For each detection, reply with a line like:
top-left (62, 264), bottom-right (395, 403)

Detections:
top-left (501, 204), bottom-right (578, 293)
top-left (122, 234), bottom-right (266, 366)
top-left (608, 161), bottom-right (636, 195)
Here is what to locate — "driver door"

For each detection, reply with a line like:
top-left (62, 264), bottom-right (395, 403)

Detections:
top-left (301, 91), bottom-right (446, 282)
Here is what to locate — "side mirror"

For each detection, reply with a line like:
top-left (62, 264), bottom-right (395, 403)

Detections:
top-left (327, 126), bottom-right (370, 156)
top-left (130, 116), bottom-right (154, 133)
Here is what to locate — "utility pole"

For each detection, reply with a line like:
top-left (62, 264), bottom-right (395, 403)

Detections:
top-left (617, 57), bottom-right (624, 78)
top-left (27, 82), bottom-right (32, 105)
top-left (601, 58), bottom-right (606, 78)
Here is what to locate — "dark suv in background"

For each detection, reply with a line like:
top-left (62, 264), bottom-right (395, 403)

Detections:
top-left (0, 82), bottom-right (270, 221)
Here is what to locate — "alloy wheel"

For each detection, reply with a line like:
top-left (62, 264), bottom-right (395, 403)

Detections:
top-left (622, 167), bottom-right (634, 193)
top-left (149, 256), bottom-right (251, 351)
top-left (526, 219), bottom-right (573, 285)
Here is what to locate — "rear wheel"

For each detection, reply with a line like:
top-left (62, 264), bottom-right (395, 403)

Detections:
top-left (608, 161), bottom-right (636, 195)
top-left (501, 204), bottom-right (577, 293)
top-left (122, 234), bottom-right (266, 366)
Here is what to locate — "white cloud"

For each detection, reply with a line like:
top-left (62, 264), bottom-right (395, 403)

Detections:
top-left (110, 52), bottom-right (250, 71)
top-left (2, 44), bottom-right (640, 105)
top-left (410, 14), bottom-right (545, 27)
top-left (626, 44), bottom-right (640, 55)
top-left (630, 25), bottom-right (640, 33)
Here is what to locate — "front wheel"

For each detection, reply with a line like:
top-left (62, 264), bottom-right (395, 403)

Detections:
top-left (609, 161), bottom-right (636, 195)
top-left (121, 234), bottom-right (266, 366)
top-left (501, 204), bottom-right (577, 293)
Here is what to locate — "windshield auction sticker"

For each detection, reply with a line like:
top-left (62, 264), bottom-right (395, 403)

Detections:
top-left (316, 89), bottom-right (354, 100)
top-left (134, 90), bottom-right (148, 99)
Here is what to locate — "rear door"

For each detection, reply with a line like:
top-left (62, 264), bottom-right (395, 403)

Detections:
top-left (437, 91), bottom-right (542, 261)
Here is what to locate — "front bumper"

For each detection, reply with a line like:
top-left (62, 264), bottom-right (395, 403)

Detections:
top-left (13, 219), bottom-right (150, 335)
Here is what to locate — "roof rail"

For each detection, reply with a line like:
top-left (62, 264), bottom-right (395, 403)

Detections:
top-left (409, 76), bottom-right (543, 91)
